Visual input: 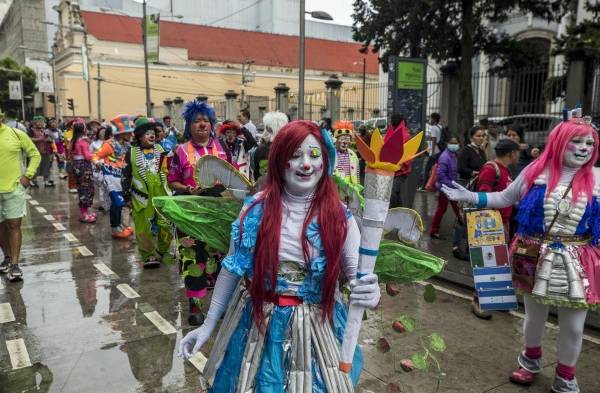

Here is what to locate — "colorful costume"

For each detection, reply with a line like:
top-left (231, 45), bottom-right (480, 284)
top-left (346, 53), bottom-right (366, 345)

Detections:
top-left (167, 100), bottom-right (231, 325)
top-left (93, 115), bottom-right (134, 238)
top-left (122, 117), bottom-right (172, 266)
top-left (218, 120), bottom-right (257, 179)
top-left (443, 109), bottom-right (600, 393)
top-left (333, 121), bottom-right (360, 186)
top-left (72, 134), bottom-right (96, 223)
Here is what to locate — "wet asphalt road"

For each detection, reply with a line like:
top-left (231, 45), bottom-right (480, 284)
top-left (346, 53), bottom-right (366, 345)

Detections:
top-left (1, 178), bottom-right (599, 393)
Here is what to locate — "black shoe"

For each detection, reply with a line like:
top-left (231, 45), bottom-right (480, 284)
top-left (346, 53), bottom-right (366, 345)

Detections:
top-left (188, 312), bottom-right (205, 326)
top-left (430, 233), bottom-right (445, 240)
top-left (45, 180), bottom-right (55, 187)
top-left (30, 181), bottom-right (38, 188)
top-left (7, 264), bottom-right (23, 282)
top-left (0, 258), bottom-right (10, 274)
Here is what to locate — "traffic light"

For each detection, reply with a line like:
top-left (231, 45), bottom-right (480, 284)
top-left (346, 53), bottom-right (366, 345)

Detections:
top-left (47, 94), bottom-right (55, 104)
top-left (67, 98), bottom-right (74, 111)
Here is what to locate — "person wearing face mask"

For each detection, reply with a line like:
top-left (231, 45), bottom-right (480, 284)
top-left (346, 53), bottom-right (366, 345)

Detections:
top-left (178, 121), bottom-right (380, 391)
top-left (168, 100), bottom-right (232, 326)
top-left (92, 115), bottom-right (134, 239)
top-left (443, 109), bottom-right (600, 393)
top-left (121, 117), bottom-right (171, 268)
top-left (429, 136), bottom-right (461, 239)
top-left (457, 126), bottom-right (487, 183)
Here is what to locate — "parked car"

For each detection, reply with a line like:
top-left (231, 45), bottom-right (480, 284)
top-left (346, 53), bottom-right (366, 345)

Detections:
top-left (352, 120), bottom-right (365, 130)
top-left (364, 117), bottom-right (387, 132)
top-left (487, 114), bottom-right (561, 146)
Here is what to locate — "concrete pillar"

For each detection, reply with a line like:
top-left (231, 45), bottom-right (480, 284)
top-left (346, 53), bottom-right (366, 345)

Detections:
top-left (325, 75), bottom-right (343, 122)
top-left (320, 106), bottom-right (327, 119)
top-left (224, 90), bottom-right (239, 120)
top-left (258, 105), bottom-right (266, 122)
top-left (440, 62), bottom-right (460, 138)
top-left (347, 107), bottom-right (355, 120)
top-left (163, 97), bottom-right (173, 119)
top-left (172, 96), bottom-right (184, 131)
top-left (274, 83), bottom-right (289, 113)
top-left (196, 95), bottom-right (208, 103)
top-left (566, 60), bottom-right (590, 111)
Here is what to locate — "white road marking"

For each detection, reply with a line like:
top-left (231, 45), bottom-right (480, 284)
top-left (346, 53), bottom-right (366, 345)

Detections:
top-left (188, 351), bottom-right (209, 372)
top-left (144, 311), bottom-right (177, 335)
top-left (416, 281), bottom-right (600, 345)
top-left (117, 284), bottom-right (140, 299)
top-left (77, 246), bottom-right (93, 256)
top-left (24, 194), bottom-right (31, 200)
top-left (94, 263), bottom-right (116, 276)
top-left (52, 223), bottom-right (66, 231)
top-left (0, 303), bottom-right (15, 323)
top-left (35, 207), bottom-right (47, 213)
top-left (64, 233), bottom-right (78, 242)
top-left (6, 338), bottom-right (32, 369)
top-left (43, 214), bottom-right (55, 221)
top-left (28, 200), bottom-right (39, 206)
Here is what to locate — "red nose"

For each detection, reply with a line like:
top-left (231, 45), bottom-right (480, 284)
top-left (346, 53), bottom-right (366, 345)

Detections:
top-left (303, 163), bottom-right (310, 170)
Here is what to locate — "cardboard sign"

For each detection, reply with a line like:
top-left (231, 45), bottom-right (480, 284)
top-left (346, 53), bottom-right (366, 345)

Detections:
top-left (466, 209), bottom-right (505, 246)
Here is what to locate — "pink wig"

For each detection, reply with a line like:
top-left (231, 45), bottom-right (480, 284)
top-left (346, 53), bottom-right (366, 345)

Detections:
top-left (524, 120), bottom-right (598, 202)
top-left (239, 120), bottom-right (347, 325)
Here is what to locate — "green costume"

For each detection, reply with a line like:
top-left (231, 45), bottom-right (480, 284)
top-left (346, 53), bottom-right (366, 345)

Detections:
top-left (123, 145), bottom-right (172, 260)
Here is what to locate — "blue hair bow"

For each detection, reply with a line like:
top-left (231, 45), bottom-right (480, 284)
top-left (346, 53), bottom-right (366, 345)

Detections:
top-left (320, 128), bottom-right (336, 175)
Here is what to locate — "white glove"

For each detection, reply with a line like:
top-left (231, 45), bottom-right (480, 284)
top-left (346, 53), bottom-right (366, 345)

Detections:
top-left (349, 273), bottom-right (381, 309)
top-left (441, 181), bottom-right (479, 204)
top-left (178, 268), bottom-right (240, 360)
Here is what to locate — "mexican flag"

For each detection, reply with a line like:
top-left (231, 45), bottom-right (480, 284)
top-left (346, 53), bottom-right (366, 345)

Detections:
top-left (470, 245), bottom-right (509, 268)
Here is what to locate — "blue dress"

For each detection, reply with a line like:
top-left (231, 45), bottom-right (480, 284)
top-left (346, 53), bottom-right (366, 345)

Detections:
top-left (203, 195), bottom-right (363, 393)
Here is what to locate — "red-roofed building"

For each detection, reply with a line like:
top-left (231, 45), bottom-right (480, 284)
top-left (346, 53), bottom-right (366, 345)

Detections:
top-left (50, 4), bottom-right (380, 122)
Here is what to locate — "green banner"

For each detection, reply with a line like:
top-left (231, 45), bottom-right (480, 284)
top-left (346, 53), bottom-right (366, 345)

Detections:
top-left (146, 13), bottom-right (160, 63)
top-left (396, 61), bottom-right (424, 90)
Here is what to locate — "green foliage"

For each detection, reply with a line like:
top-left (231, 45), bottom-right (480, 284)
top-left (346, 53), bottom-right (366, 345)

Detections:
top-left (186, 264), bottom-right (202, 277)
top-left (0, 57), bottom-right (37, 119)
top-left (429, 333), bottom-right (446, 352)
top-left (554, 1), bottom-right (600, 62)
top-left (410, 353), bottom-right (428, 371)
top-left (397, 314), bottom-right (416, 332)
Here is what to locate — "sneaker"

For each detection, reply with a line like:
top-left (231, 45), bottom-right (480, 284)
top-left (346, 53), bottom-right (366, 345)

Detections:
top-left (45, 180), bottom-right (55, 187)
top-left (112, 228), bottom-right (131, 239)
top-left (510, 367), bottom-right (535, 386)
top-left (143, 255), bottom-right (161, 269)
top-left (69, 188), bottom-right (78, 194)
top-left (0, 258), bottom-right (10, 274)
top-left (471, 297), bottom-right (492, 319)
top-left (7, 264), bottom-right (23, 282)
top-left (551, 375), bottom-right (580, 393)
top-left (79, 213), bottom-right (96, 223)
top-left (30, 181), bottom-right (38, 188)
top-left (509, 351), bottom-right (543, 386)
top-left (430, 233), bottom-right (445, 240)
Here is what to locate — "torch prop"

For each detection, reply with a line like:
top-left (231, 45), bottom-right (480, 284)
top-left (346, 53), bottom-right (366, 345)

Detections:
top-left (338, 125), bottom-right (425, 372)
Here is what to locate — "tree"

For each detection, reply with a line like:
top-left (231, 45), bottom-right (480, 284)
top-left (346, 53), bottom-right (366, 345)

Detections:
top-left (0, 57), bottom-right (37, 119)
top-left (554, 1), bottom-right (600, 62)
top-left (352, 0), bottom-right (568, 133)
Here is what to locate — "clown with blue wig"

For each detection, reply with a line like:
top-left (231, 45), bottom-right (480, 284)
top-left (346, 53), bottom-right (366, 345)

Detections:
top-left (167, 100), bottom-right (232, 326)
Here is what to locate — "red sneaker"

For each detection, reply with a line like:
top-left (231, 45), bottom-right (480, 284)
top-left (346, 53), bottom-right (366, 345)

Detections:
top-left (510, 367), bottom-right (535, 386)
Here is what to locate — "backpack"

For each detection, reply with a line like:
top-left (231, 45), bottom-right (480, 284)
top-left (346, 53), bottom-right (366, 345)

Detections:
top-left (466, 160), bottom-right (500, 192)
top-left (437, 125), bottom-right (451, 151)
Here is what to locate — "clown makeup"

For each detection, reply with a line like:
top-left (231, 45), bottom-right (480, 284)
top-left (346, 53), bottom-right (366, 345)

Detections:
top-left (336, 135), bottom-right (351, 152)
top-left (190, 114), bottom-right (211, 144)
top-left (225, 128), bottom-right (237, 143)
top-left (140, 130), bottom-right (155, 148)
top-left (564, 133), bottom-right (595, 168)
top-left (284, 134), bottom-right (325, 196)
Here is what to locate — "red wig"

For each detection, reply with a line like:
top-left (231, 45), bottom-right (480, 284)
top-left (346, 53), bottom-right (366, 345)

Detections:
top-left (524, 119), bottom-right (598, 202)
top-left (218, 120), bottom-right (241, 135)
top-left (240, 120), bottom-right (347, 325)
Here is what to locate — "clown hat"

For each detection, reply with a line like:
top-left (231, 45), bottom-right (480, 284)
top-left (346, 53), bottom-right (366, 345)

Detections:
top-left (110, 114), bottom-right (135, 134)
top-left (333, 120), bottom-right (354, 139)
top-left (133, 117), bottom-right (160, 139)
top-left (218, 120), bottom-right (241, 135)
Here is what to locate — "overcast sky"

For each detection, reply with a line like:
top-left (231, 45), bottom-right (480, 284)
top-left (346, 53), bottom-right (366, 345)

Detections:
top-left (305, 0), bottom-right (354, 26)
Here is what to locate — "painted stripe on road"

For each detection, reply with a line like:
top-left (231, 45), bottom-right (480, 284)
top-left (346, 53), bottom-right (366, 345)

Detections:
top-left (24, 194), bottom-right (31, 200)
top-left (28, 200), bottom-right (39, 206)
top-left (64, 233), bottom-right (78, 242)
top-left (35, 207), bottom-right (47, 213)
top-left (188, 351), bottom-right (209, 372)
top-left (144, 311), bottom-right (177, 335)
top-left (416, 281), bottom-right (600, 345)
top-left (117, 284), bottom-right (140, 299)
top-left (0, 303), bottom-right (15, 323)
top-left (77, 246), bottom-right (93, 256)
top-left (52, 223), bottom-right (66, 231)
top-left (6, 338), bottom-right (32, 369)
top-left (94, 263), bottom-right (116, 276)
top-left (43, 214), bottom-right (55, 221)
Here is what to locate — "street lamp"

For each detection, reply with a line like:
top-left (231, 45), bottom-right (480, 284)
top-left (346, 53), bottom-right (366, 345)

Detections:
top-left (298, 4), bottom-right (333, 119)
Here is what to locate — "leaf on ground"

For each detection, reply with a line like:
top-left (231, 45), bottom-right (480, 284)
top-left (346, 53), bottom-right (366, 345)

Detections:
top-left (411, 352), bottom-right (428, 371)
top-left (429, 333), bottom-right (447, 352)
top-left (423, 284), bottom-right (436, 303)
top-left (397, 314), bottom-right (416, 332)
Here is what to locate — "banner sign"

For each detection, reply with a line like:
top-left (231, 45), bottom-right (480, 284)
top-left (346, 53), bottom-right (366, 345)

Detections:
top-left (25, 59), bottom-right (54, 93)
top-left (9, 80), bottom-right (22, 100)
top-left (82, 44), bottom-right (89, 81)
top-left (387, 57), bottom-right (427, 134)
top-left (146, 13), bottom-right (160, 63)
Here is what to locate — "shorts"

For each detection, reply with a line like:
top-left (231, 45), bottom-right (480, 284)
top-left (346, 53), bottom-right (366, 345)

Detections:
top-left (0, 183), bottom-right (28, 223)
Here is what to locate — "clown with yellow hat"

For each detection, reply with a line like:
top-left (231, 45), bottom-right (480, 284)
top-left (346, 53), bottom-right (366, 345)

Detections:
top-left (333, 120), bottom-right (360, 186)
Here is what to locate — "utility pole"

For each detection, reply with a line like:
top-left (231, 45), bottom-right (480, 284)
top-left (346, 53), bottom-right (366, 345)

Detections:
top-left (96, 63), bottom-right (103, 120)
top-left (240, 59), bottom-right (254, 110)
top-left (298, 0), bottom-right (305, 119)
top-left (361, 57), bottom-right (366, 121)
top-left (82, 30), bottom-right (93, 120)
top-left (142, 0), bottom-right (152, 116)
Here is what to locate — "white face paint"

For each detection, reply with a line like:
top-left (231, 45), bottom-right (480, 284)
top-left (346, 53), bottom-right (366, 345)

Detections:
top-left (563, 133), bottom-right (595, 168)
top-left (284, 134), bottom-right (325, 196)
